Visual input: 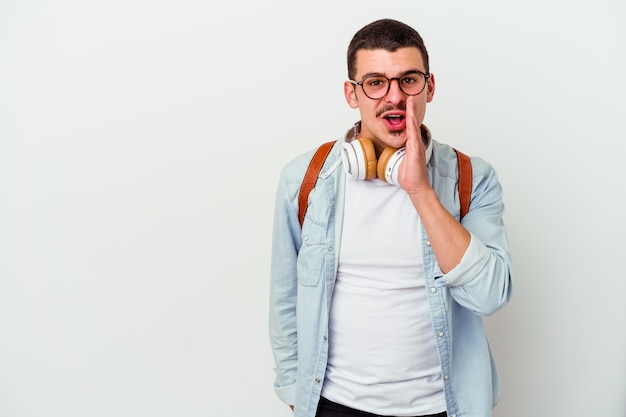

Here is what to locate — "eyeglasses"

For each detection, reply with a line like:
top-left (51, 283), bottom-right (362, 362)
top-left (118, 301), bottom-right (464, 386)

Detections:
top-left (349, 70), bottom-right (430, 100)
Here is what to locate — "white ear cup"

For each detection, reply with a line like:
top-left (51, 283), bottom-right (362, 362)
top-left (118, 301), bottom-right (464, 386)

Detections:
top-left (341, 138), bottom-right (377, 180)
top-left (341, 141), bottom-right (366, 179)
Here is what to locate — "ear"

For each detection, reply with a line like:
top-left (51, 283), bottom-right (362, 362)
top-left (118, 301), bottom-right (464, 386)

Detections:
top-left (344, 81), bottom-right (359, 109)
top-left (426, 73), bottom-right (436, 103)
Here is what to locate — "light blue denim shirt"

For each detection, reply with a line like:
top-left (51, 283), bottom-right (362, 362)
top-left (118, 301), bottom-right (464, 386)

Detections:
top-left (269, 125), bottom-right (513, 417)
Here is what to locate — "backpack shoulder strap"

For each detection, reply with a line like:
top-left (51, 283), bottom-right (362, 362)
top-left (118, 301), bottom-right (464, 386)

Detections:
top-left (298, 140), bottom-right (335, 228)
top-left (454, 148), bottom-right (472, 220)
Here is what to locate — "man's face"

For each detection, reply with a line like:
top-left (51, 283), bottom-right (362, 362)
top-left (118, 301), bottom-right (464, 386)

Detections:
top-left (344, 47), bottom-right (435, 153)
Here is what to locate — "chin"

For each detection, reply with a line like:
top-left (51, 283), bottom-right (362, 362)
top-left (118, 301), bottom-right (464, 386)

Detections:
top-left (386, 131), bottom-right (407, 147)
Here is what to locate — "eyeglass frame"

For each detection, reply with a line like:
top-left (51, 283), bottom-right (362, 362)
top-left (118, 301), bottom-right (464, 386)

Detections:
top-left (348, 70), bottom-right (431, 100)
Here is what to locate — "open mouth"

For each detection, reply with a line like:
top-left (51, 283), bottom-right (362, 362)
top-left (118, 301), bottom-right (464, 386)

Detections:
top-left (384, 114), bottom-right (405, 128)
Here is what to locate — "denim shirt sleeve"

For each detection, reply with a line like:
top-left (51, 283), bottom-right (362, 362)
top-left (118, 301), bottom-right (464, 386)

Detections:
top-left (437, 155), bottom-right (513, 316)
top-left (268, 158), bottom-right (308, 406)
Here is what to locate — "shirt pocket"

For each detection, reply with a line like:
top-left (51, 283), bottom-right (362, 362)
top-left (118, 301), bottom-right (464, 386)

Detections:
top-left (297, 225), bottom-right (326, 287)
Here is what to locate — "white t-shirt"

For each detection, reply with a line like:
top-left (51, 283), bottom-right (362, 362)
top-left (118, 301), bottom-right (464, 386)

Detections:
top-left (321, 176), bottom-right (446, 416)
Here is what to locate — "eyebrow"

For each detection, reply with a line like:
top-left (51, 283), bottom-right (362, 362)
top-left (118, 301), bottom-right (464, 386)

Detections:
top-left (359, 69), bottom-right (424, 80)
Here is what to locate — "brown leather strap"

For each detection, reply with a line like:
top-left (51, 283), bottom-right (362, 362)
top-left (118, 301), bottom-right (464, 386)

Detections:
top-left (298, 141), bottom-right (335, 227)
top-left (455, 149), bottom-right (472, 220)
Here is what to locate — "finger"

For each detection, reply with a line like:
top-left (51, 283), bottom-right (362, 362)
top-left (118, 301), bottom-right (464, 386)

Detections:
top-left (406, 96), bottom-right (416, 141)
top-left (405, 96), bottom-right (421, 154)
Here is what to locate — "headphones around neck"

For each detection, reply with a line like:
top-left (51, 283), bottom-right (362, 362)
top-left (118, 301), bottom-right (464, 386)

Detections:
top-left (341, 138), bottom-right (406, 185)
top-left (341, 124), bottom-right (433, 186)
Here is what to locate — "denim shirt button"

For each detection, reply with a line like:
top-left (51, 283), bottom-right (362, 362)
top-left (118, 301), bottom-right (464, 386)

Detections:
top-left (315, 378), bottom-right (321, 383)
top-left (328, 246), bottom-right (334, 252)
top-left (430, 287), bottom-right (437, 293)
top-left (426, 240), bottom-right (431, 246)
top-left (438, 331), bottom-right (444, 337)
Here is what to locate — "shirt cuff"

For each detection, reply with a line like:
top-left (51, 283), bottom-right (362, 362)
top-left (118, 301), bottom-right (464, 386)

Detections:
top-left (274, 381), bottom-right (296, 406)
top-left (440, 233), bottom-right (489, 287)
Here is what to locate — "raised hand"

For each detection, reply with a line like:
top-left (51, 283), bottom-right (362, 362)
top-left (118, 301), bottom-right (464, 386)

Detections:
top-left (398, 95), bottom-right (431, 196)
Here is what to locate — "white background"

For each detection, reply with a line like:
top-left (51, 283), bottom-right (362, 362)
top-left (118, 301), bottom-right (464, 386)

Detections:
top-left (1, 1), bottom-right (625, 416)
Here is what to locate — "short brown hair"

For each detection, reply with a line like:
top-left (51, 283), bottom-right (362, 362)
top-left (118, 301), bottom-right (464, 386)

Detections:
top-left (347, 19), bottom-right (430, 80)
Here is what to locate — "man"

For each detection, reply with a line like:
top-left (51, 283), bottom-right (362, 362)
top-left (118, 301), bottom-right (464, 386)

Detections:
top-left (269, 18), bottom-right (513, 417)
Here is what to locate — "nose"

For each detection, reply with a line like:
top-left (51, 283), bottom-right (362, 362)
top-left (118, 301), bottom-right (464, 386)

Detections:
top-left (385, 77), bottom-right (405, 102)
